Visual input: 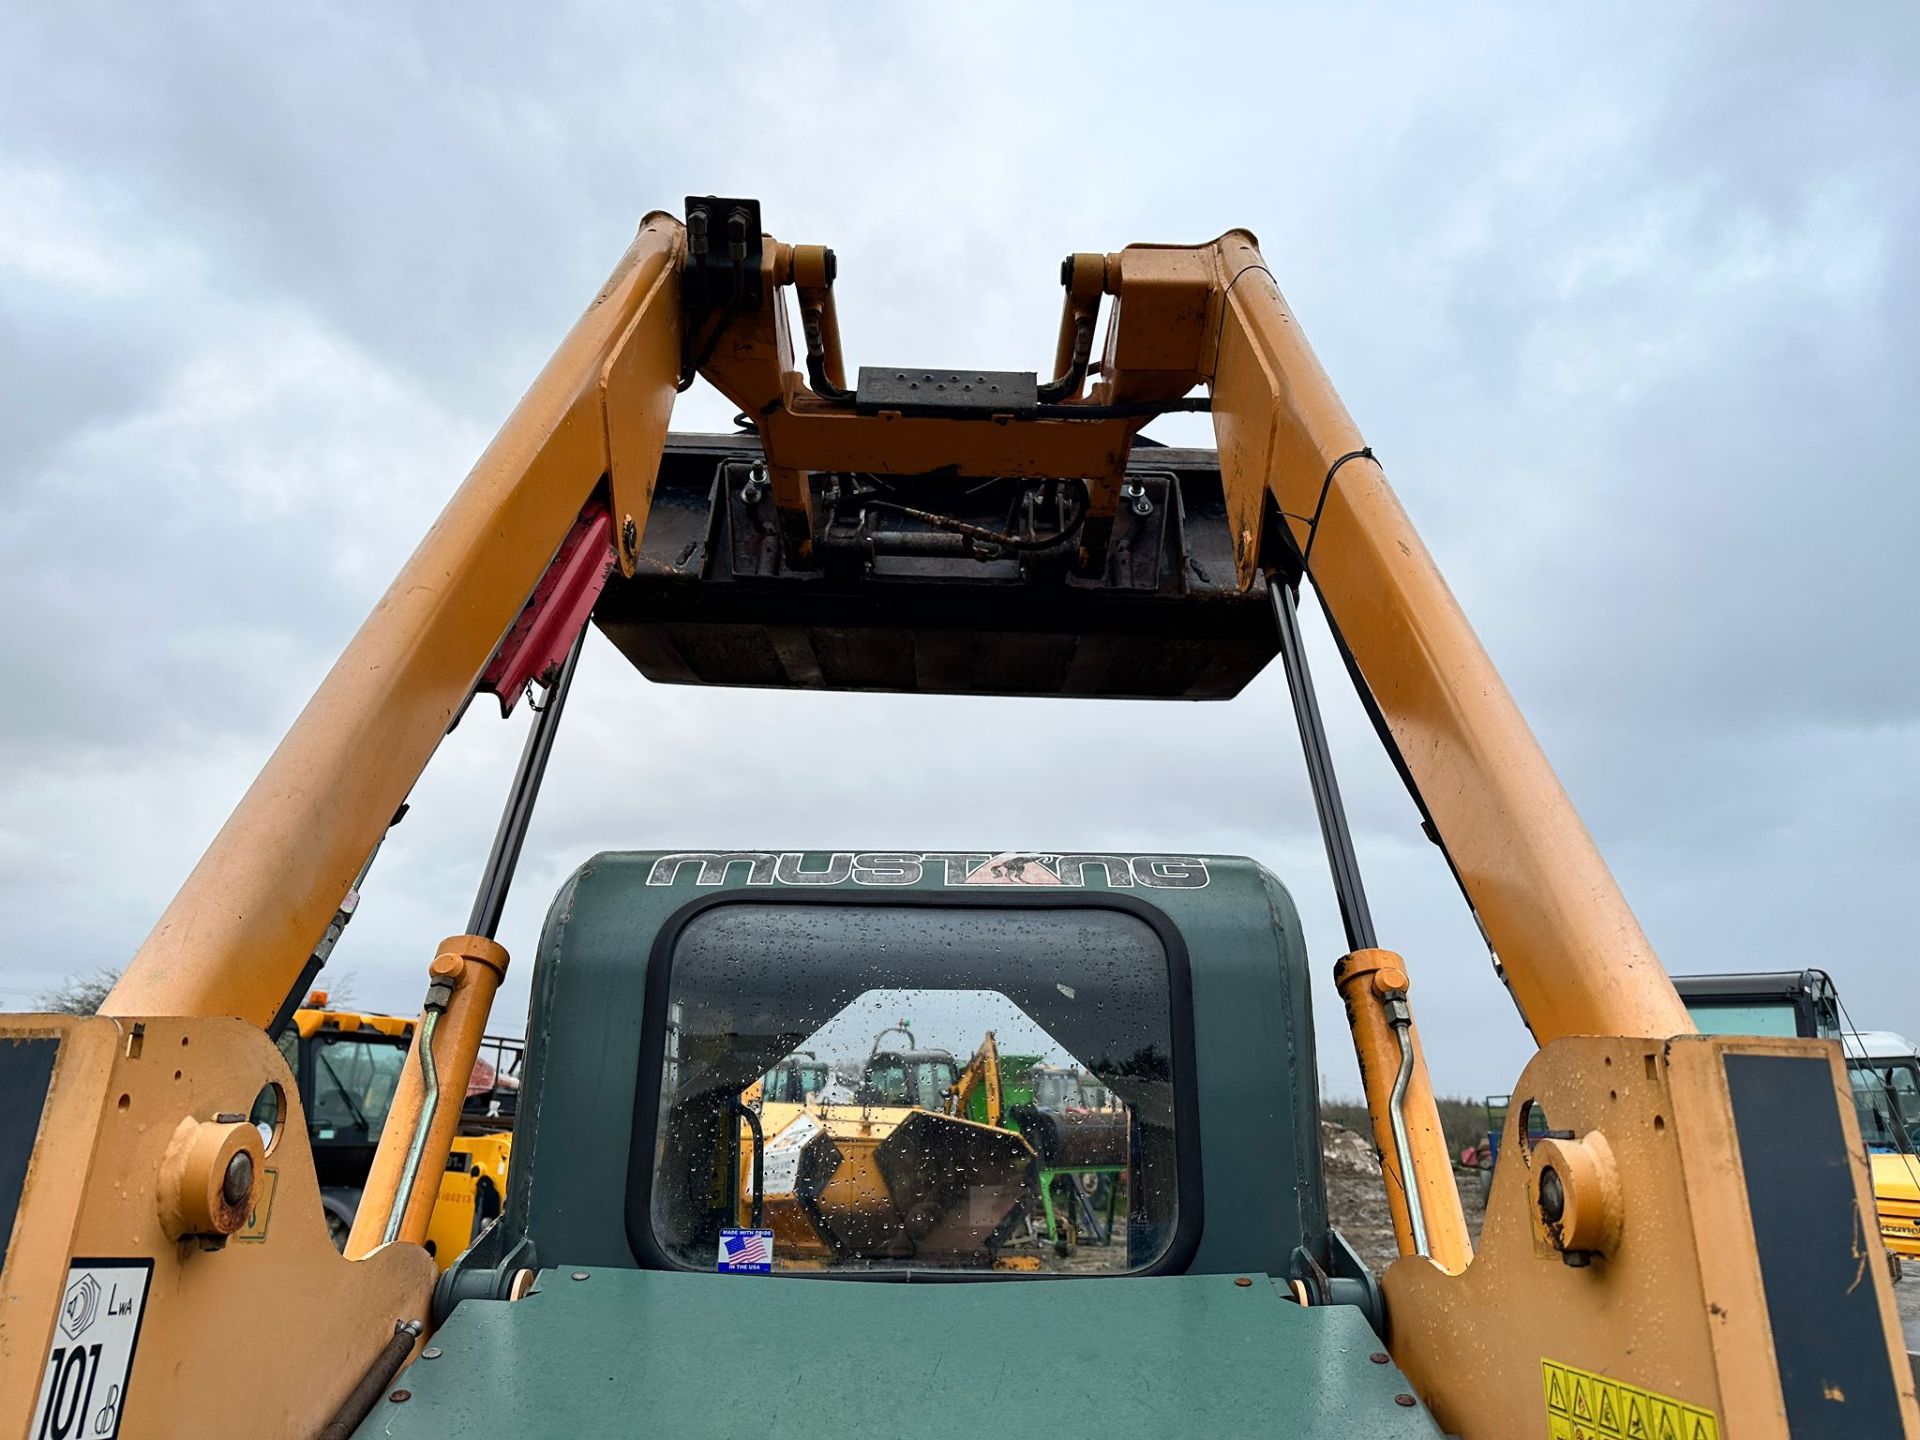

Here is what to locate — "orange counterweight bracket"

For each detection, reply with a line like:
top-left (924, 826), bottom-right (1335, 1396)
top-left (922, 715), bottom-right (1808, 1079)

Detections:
top-left (1334, 948), bottom-right (1472, 1272)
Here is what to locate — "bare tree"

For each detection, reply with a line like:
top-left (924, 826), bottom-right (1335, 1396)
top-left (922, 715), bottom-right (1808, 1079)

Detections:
top-left (37, 968), bottom-right (123, 1016)
top-left (34, 966), bottom-right (360, 1018)
top-left (309, 969), bottom-right (358, 1009)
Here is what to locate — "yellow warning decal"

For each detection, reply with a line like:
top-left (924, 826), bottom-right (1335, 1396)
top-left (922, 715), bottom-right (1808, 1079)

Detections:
top-left (236, 1166), bottom-right (279, 1241)
top-left (1542, 1358), bottom-right (1719, 1440)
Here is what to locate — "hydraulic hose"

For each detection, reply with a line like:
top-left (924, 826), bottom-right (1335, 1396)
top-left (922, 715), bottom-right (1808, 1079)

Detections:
top-left (1385, 997), bottom-right (1430, 1257)
top-left (384, 998), bottom-right (446, 1245)
top-left (318, 1319), bottom-right (421, 1440)
top-left (1037, 308), bottom-right (1096, 403)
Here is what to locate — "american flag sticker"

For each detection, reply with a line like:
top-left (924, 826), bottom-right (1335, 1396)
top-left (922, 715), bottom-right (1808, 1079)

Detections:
top-left (717, 1228), bottom-right (774, 1273)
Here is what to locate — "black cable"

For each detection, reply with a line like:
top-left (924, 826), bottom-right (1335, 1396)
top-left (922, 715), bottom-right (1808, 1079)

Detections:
top-left (753, 396), bottom-right (1210, 422)
top-left (1034, 398), bottom-right (1211, 420)
top-left (1299, 447), bottom-right (1375, 575)
top-left (1037, 309), bottom-right (1096, 403)
top-left (1834, 985), bottom-right (1919, 1156)
top-left (801, 296), bottom-right (856, 403)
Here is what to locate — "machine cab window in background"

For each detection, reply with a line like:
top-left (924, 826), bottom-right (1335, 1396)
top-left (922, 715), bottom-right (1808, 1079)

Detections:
top-left (1847, 1032), bottom-right (1920, 1154)
top-left (642, 900), bottom-right (1191, 1276)
top-left (1672, 969), bottom-right (1841, 1041)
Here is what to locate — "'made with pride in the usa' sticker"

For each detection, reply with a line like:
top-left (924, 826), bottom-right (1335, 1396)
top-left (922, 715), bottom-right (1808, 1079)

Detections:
top-left (718, 1228), bottom-right (774, 1273)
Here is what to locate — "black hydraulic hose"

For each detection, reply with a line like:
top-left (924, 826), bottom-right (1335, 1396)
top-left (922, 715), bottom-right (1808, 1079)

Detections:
top-left (677, 259), bottom-right (746, 392)
top-left (1037, 309), bottom-right (1096, 403)
top-left (838, 483), bottom-right (1088, 554)
top-left (732, 1099), bottom-right (765, 1227)
top-left (1035, 397), bottom-right (1211, 419)
top-left (318, 1320), bottom-right (421, 1440)
top-left (801, 297), bottom-right (856, 403)
top-left (756, 395), bottom-right (1210, 421)
top-left (267, 805), bottom-right (405, 1039)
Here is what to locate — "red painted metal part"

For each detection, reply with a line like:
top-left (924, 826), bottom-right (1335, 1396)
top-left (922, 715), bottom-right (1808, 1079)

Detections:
top-left (478, 504), bottom-right (614, 715)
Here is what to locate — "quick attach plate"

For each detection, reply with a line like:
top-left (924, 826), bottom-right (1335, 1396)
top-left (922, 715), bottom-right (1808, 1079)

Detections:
top-left (855, 367), bottom-right (1038, 419)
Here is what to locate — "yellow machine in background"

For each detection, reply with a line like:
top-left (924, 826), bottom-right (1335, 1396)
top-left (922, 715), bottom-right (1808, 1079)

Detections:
top-left (1677, 971), bottom-right (1920, 1270)
top-left (1849, 1030), bottom-right (1920, 1263)
top-left (741, 1098), bottom-right (1036, 1269)
top-left (737, 1037), bottom-right (1039, 1269)
top-left (269, 995), bottom-right (517, 1269)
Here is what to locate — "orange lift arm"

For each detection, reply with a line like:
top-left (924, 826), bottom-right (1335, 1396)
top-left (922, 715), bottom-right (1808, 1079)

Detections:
top-left (104, 214), bottom-right (683, 1026)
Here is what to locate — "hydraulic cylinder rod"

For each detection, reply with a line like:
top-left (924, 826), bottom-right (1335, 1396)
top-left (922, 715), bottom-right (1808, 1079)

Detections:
top-left (1270, 580), bottom-right (1375, 954)
top-left (1272, 579), bottom-right (1469, 1268)
top-left (468, 623), bottom-right (588, 940)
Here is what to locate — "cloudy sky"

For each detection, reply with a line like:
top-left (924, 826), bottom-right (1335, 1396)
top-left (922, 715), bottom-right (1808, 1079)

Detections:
top-left (1, 4), bottom-right (1914, 1098)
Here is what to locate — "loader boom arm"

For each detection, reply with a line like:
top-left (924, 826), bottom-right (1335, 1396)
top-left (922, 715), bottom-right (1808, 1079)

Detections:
top-left (103, 215), bottom-right (1686, 1050)
top-left (104, 214), bottom-right (683, 1026)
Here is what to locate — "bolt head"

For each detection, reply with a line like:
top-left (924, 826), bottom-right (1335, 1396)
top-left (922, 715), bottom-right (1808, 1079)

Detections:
top-left (421, 1347), bottom-right (443, 1360)
top-left (1538, 1165), bottom-right (1566, 1225)
top-left (221, 1149), bottom-right (255, 1207)
top-left (430, 951), bottom-right (465, 983)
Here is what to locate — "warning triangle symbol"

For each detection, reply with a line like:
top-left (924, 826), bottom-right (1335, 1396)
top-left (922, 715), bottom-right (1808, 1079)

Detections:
top-left (1574, 1378), bottom-right (1592, 1419)
top-left (1626, 1396), bottom-right (1650, 1439)
top-left (1657, 1410), bottom-right (1680, 1440)
top-left (1598, 1389), bottom-right (1618, 1428)
top-left (1549, 1373), bottom-right (1568, 1410)
top-left (1690, 1421), bottom-right (1711, 1440)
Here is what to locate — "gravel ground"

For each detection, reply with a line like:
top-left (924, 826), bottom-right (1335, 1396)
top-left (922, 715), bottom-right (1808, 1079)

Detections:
top-left (1322, 1121), bottom-right (1486, 1273)
top-left (1322, 1122), bottom-right (1920, 1357)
